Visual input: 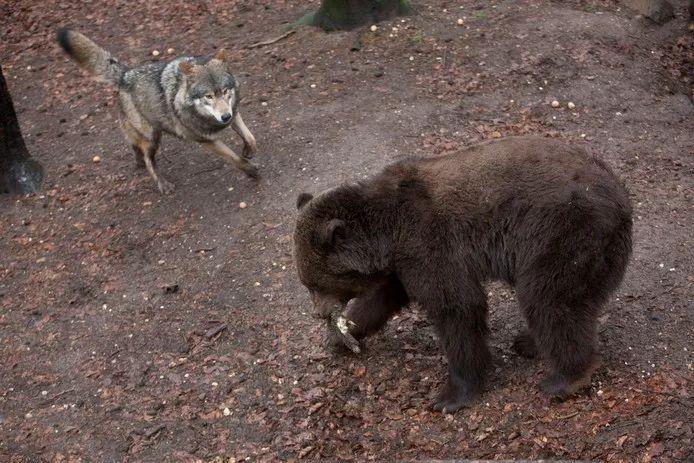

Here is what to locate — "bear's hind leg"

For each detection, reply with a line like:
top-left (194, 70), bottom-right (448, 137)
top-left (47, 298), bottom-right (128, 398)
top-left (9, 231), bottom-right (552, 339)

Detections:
top-left (524, 303), bottom-right (600, 398)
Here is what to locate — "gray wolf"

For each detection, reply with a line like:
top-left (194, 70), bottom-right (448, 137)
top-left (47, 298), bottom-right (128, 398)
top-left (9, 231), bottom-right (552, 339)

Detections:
top-left (293, 136), bottom-right (632, 413)
top-left (57, 28), bottom-right (258, 193)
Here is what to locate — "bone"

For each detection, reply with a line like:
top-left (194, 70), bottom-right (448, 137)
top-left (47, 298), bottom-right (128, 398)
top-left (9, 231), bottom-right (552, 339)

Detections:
top-left (327, 312), bottom-right (361, 354)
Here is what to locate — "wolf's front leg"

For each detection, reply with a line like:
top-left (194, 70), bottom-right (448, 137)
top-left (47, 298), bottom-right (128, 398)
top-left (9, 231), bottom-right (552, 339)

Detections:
top-left (232, 112), bottom-right (257, 159)
top-left (201, 139), bottom-right (259, 178)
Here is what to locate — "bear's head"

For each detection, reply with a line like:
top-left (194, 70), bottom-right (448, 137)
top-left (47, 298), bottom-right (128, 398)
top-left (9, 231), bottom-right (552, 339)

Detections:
top-left (293, 190), bottom-right (379, 319)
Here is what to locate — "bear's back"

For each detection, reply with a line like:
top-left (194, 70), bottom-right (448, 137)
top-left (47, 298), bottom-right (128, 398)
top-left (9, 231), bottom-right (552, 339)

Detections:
top-left (410, 136), bottom-right (627, 218)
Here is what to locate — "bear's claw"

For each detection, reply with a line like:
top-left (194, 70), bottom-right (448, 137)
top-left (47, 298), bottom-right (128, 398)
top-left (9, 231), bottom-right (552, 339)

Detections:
top-left (431, 394), bottom-right (476, 414)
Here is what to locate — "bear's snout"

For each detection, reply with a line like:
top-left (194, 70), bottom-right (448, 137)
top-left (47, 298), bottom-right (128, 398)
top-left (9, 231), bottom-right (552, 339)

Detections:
top-left (311, 292), bottom-right (345, 319)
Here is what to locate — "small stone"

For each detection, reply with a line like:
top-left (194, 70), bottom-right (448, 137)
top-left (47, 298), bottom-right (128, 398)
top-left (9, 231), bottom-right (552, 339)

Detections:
top-left (223, 407), bottom-right (231, 416)
top-left (166, 48), bottom-right (175, 54)
top-left (567, 101), bottom-right (576, 110)
top-left (239, 201), bottom-right (247, 209)
top-left (41, 390), bottom-right (48, 396)
top-left (310, 84), bottom-right (316, 88)
top-left (92, 155), bottom-right (101, 163)
top-left (457, 18), bottom-right (464, 25)
top-left (370, 25), bottom-right (378, 32)
top-left (551, 100), bottom-right (560, 108)
top-left (152, 50), bottom-right (160, 56)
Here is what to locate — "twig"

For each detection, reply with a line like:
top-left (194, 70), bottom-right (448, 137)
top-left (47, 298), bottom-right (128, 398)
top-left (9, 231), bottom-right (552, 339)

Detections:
top-left (144, 424), bottom-right (166, 439)
top-left (247, 30), bottom-right (296, 49)
top-left (204, 323), bottom-right (227, 340)
top-left (557, 411), bottom-right (579, 419)
top-left (46, 388), bottom-right (75, 402)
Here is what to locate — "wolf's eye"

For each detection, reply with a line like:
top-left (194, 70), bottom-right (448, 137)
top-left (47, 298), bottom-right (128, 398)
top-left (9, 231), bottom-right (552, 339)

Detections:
top-left (204, 94), bottom-right (214, 101)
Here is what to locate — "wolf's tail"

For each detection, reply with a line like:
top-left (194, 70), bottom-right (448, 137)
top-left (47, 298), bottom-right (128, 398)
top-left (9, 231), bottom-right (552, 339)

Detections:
top-left (57, 28), bottom-right (126, 86)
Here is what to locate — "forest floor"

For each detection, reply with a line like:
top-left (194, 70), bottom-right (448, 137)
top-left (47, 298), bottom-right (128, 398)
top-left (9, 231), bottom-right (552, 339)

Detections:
top-left (1, 0), bottom-right (692, 461)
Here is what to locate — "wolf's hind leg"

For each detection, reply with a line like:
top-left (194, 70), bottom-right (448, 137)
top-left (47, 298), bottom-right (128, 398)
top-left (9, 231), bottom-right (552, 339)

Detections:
top-left (140, 131), bottom-right (173, 194)
top-left (121, 120), bottom-right (146, 168)
top-left (131, 145), bottom-right (145, 168)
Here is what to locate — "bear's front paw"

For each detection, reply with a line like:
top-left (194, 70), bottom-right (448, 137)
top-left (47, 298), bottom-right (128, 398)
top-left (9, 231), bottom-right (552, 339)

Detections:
top-left (431, 388), bottom-right (479, 414)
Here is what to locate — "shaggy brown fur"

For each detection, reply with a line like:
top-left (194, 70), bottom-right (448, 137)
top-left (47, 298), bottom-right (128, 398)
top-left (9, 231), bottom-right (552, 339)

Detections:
top-left (294, 136), bottom-right (633, 413)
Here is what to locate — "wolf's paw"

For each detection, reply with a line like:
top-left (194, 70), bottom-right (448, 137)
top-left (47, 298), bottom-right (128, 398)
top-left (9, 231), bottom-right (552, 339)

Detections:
top-left (240, 161), bottom-right (259, 179)
top-left (157, 178), bottom-right (175, 195)
top-left (242, 142), bottom-right (257, 159)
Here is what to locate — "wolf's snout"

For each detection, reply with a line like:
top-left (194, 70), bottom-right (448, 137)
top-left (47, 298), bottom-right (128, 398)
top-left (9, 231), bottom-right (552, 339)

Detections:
top-left (221, 112), bottom-right (232, 123)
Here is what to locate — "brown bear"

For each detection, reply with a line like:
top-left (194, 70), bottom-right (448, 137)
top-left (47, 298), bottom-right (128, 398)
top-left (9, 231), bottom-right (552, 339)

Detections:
top-left (293, 136), bottom-right (632, 413)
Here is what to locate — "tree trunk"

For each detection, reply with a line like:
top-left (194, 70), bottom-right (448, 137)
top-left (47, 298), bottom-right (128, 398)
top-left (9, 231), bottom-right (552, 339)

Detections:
top-left (300, 0), bottom-right (413, 31)
top-left (0, 64), bottom-right (43, 194)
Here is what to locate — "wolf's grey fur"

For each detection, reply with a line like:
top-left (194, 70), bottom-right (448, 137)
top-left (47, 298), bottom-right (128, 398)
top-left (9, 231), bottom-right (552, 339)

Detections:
top-left (57, 28), bottom-right (258, 193)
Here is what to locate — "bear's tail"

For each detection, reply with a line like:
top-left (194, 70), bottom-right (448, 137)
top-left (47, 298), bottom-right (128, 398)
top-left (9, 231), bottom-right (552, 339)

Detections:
top-left (57, 28), bottom-right (126, 86)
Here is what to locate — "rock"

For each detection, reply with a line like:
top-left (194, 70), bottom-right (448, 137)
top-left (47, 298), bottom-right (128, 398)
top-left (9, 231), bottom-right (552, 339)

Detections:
top-left (567, 102), bottom-right (576, 110)
top-left (551, 100), bottom-right (560, 108)
top-left (622, 0), bottom-right (674, 24)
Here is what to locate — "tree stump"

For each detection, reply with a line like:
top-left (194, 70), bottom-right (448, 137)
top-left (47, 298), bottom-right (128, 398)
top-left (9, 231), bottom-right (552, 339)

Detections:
top-left (299, 0), bottom-right (413, 31)
top-left (0, 65), bottom-right (43, 194)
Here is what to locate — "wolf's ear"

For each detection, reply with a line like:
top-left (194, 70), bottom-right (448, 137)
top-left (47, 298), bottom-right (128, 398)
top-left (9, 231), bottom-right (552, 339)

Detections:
top-left (296, 193), bottom-right (313, 210)
top-left (178, 60), bottom-right (195, 76)
top-left (322, 219), bottom-right (346, 246)
top-left (212, 48), bottom-right (229, 63)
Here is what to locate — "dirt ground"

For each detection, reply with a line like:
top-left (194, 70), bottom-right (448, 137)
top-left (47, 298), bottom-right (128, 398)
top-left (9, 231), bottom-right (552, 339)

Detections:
top-left (1, 0), bottom-right (692, 461)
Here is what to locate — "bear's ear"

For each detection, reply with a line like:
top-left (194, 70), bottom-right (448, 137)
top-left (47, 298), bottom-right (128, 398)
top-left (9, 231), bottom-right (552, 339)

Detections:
top-left (322, 219), bottom-right (345, 246)
top-left (296, 193), bottom-right (313, 210)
